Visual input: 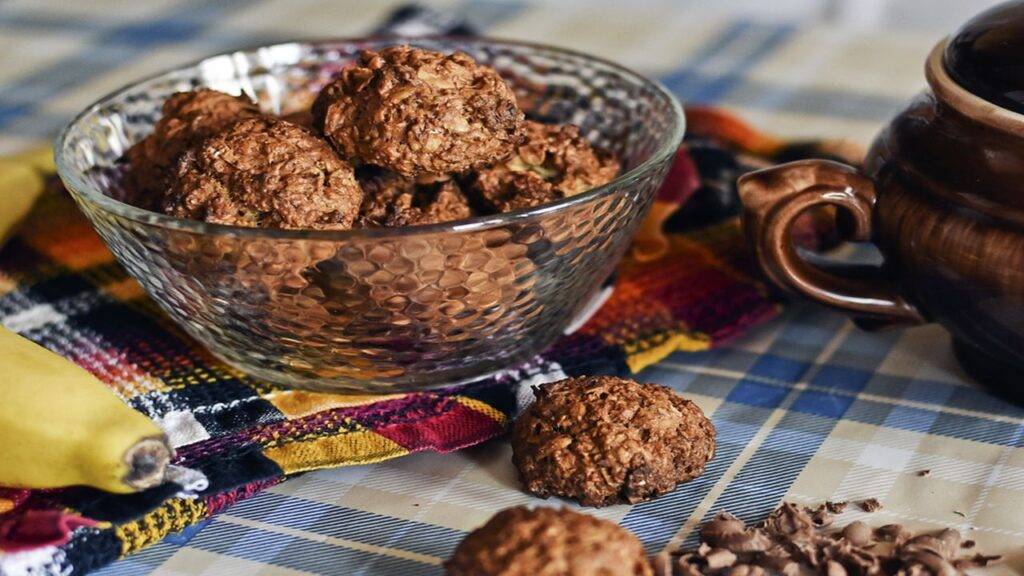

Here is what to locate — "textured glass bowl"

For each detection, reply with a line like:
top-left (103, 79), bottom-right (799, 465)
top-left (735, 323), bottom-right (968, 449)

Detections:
top-left (55, 37), bottom-right (685, 393)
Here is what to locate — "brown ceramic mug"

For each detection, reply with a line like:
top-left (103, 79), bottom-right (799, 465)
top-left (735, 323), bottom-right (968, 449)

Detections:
top-left (738, 37), bottom-right (1024, 393)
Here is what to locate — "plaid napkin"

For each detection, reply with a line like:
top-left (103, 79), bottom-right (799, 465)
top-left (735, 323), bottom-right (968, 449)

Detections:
top-left (0, 103), bottom-right (853, 575)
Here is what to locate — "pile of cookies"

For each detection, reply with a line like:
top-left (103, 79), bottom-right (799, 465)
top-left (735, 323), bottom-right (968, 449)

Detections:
top-left (122, 46), bottom-right (620, 229)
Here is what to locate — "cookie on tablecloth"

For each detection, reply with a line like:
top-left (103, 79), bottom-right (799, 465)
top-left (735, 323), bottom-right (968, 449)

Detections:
top-left (445, 506), bottom-right (651, 576)
top-left (511, 376), bottom-right (715, 507)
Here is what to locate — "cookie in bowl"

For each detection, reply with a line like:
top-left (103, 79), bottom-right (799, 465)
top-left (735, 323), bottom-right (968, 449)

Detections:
top-left (469, 120), bottom-right (621, 212)
top-left (355, 168), bottom-right (472, 227)
top-left (165, 116), bottom-right (362, 230)
top-left (313, 45), bottom-right (525, 178)
top-left (120, 46), bottom-right (622, 228)
top-left (125, 88), bottom-right (261, 208)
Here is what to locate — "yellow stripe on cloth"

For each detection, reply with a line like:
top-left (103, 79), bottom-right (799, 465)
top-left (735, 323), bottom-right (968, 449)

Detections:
top-left (115, 498), bottom-right (208, 556)
top-left (99, 277), bottom-right (146, 302)
top-left (631, 201), bottom-right (677, 263)
top-left (0, 147), bottom-right (52, 247)
top-left (0, 271), bottom-right (16, 297)
top-left (626, 330), bottom-right (712, 374)
top-left (267, 390), bottom-right (406, 419)
top-left (265, 430), bottom-right (407, 474)
top-left (454, 396), bottom-right (508, 425)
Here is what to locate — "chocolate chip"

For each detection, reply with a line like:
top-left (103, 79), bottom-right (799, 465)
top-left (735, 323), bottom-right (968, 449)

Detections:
top-left (825, 501), bottom-right (848, 514)
top-left (705, 548), bottom-right (738, 570)
top-left (841, 521), bottom-right (873, 546)
top-left (858, 498), bottom-right (883, 513)
top-left (876, 523), bottom-right (912, 545)
top-left (655, 502), bottom-right (1000, 576)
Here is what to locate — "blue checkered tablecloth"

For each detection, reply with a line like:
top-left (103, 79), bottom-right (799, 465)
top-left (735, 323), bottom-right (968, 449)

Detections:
top-left (0, 1), bottom-right (1021, 574)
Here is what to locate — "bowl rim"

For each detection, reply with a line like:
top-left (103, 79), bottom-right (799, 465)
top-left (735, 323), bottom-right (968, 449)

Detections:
top-left (54, 35), bottom-right (686, 240)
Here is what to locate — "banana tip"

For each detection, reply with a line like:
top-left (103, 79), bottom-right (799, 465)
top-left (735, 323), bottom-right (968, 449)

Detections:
top-left (124, 437), bottom-right (173, 491)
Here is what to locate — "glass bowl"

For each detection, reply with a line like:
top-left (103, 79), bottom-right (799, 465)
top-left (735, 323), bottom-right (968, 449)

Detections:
top-left (55, 37), bottom-right (685, 393)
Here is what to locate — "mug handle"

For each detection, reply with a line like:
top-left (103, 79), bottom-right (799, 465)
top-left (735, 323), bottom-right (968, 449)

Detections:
top-left (738, 159), bottom-right (926, 329)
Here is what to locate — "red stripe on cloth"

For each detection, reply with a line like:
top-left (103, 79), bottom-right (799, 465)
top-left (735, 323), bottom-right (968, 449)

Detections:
top-left (374, 401), bottom-right (505, 453)
top-left (657, 146), bottom-right (700, 204)
top-left (0, 510), bottom-right (98, 553)
top-left (0, 489), bottom-right (31, 517)
top-left (205, 478), bottom-right (282, 516)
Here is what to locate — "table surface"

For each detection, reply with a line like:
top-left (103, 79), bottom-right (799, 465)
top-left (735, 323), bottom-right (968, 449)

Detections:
top-left (1, 1), bottom-right (1022, 574)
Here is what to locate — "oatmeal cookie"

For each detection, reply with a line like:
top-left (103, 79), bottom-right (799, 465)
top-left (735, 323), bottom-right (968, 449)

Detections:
top-left (512, 376), bottom-right (716, 507)
top-left (356, 168), bottom-right (472, 227)
top-left (313, 46), bottom-right (525, 177)
top-left (126, 88), bottom-right (261, 206)
top-left (446, 506), bottom-right (651, 576)
top-left (470, 120), bottom-right (620, 212)
top-left (164, 116), bottom-right (361, 229)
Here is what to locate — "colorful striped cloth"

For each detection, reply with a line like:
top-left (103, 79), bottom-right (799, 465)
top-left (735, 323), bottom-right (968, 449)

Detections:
top-left (0, 103), bottom-right (849, 574)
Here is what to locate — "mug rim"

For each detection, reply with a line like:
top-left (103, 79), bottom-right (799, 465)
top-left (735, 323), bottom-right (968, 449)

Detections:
top-left (929, 38), bottom-right (1024, 134)
top-left (54, 35), bottom-right (686, 241)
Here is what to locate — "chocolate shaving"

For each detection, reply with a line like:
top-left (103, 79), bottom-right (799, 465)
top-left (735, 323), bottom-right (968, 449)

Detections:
top-left (825, 501), bottom-right (848, 514)
top-left (701, 513), bottom-right (773, 553)
top-left (858, 498), bottom-right (883, 513)
top-left (917, 469), bottom-right (931, 477)
top-left (953, 553), bottom-right (1001, 569)
top-left (656, 502), bottom-right (1000, 576)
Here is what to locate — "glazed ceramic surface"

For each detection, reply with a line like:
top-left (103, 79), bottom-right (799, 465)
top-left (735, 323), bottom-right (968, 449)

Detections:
top-left (739, 2), bottom-right (1024, 393)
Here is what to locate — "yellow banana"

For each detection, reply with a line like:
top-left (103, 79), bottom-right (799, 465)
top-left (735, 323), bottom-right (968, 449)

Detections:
top-left (0, 327), bottom-right (172, 493)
